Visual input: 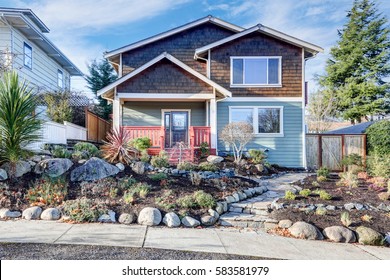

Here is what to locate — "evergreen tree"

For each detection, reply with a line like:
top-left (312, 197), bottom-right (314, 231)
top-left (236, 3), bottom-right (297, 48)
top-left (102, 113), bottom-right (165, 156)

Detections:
top-left (85, 59), bottom-right (117, 120)
top-left (320, 0), bottom-right (390, 123)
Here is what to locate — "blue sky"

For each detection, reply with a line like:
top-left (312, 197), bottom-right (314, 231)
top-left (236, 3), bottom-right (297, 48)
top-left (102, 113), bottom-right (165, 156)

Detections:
top-left (2, 0), bottom-right (390, 96)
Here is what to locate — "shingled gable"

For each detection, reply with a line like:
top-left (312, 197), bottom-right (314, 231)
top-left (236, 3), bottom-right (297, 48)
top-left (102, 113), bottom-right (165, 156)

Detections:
top-left (97, 52), bottom-right (231, 98)
top-left (195, 24), bottom-right (324, 59)
top-left (104, 15), bottom-right (244, 59)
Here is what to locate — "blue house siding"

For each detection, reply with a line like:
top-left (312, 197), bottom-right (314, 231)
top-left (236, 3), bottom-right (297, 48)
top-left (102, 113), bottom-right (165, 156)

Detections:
top-left (217, 101), bottom-right (304, 168)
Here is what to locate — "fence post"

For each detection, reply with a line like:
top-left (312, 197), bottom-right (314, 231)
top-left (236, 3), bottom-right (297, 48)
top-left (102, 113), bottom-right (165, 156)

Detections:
top-left (318, 135), bottom-right (322, 168)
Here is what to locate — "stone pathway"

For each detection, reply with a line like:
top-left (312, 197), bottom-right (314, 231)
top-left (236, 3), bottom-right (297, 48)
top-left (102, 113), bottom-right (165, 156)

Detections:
top-left (220, 173), bottom-right (309, 229)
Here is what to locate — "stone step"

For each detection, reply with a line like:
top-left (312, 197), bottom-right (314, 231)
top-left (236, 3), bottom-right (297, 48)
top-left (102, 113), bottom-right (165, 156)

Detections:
top-left (219, 212), bottom-right (278, 229)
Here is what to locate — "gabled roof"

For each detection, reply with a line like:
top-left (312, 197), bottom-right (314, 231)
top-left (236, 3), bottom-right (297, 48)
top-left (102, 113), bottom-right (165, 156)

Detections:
top-left (326, 121), bottom-right (373, 134)
top-left (0, 7), bottom-right (83, 76)
top-left (195, 24), bottom-right (324, 59)
top-left (104, 15), bottom-right (244, 59)
top-left (97, 52), bottom-right (232, 98)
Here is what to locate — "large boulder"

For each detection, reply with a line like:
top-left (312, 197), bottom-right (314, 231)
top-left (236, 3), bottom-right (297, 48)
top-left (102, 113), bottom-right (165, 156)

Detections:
top-left (323, 226), bottom-right (356, 243)
top-left (35, 158), bottom-right (73, 177)
top-left (207, 155), bottom-right (224, 164)
top-left (356, 226), bottom-right (384, 246)
top-left (137, 207), bottom-right (162, 226)
top-left (0, 208), bottom-right (21, 219)
top-left (132, 162), bottom-right (146, 175)
top-left (201, 215), bottom-right (217, 226)
top-left (181, 216), bottom-right (200, 227)
top-left (22, 206), bottom-right (42, 220)
top-left (288, 221), bottom-right (324, 240)
top-left (1, 161), bottom-right (31, 178)
top-left (41, 208), bottom-right (61, 220)
top-left (163, 212), bottom-right (181, 228)
top-left (70, 157), bottom-right (119, 182)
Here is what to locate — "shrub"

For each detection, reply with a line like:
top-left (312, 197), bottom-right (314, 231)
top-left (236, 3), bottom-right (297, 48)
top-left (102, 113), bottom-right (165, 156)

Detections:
top-left (155, 190), bottom-right (176, 211)
top-left (80, 177), bottom-right (118, 197)
top-left (190, 172), bottom-right (202, 186)
top-left (52, 147), bottom-right (72, 159)
top-left (73, 142), bottom-right (99, 158)
top-left (62, 198), bottom-right (106, 222)
top-left (318, 190), bottom-right (332, 200)
top-left (0, 72), bottom-right (42, 177)
top-left (367, 152), bottom-right (390, 179)
top-left (317, 167), bottom-right (330, 178)
top-left (140, 150), bottom-right (150, 163)
top-left (123, 191), bottom-right (136, 204)
top-left (148, 173), bottom-right (168, 181)
top-left (338, 171), bottom-right (359, 188)
top-left (43, 91), bottom-right (73, 123)
top-left (150, 151), bottom-right (169, 168)
top-left (194, 190), bottom-right (215, 208)
top-left (134, 183), bottom-right (151, 199)
top-left (177, 195), bottom-right (197, 208)
top-left (299, 189), bottom-right (311, 198)
top-left (199, 142), bottom-right (210, 157)
top-left (177, 161), bottom-right (196, 171)
top-left (317, 175), bottom-right (327, 182)
top-left (316, 207), bottom-right (327, 215)
top-left (117, 176), bottom-right (137, 190)
top-left (101, 127), bottom-right (137, 164)
top-left (312, 181), bottom-right (320, 187)
top-left (248, 149), bottom-right (266, 164)
top-left (131, 137), bottom-right (151, 152)
top-left (26, 177), bottom-right (68, 206)
top-left (198, 162), bottom-right (218, 172)
top-left (220, 122), bottom-right (254, 163)
top-left (341, 153), bottom-right (363, 173)
top-left (341, 212), bottom-right (352, 227)
top-left (365, 120), bottom-right (390, 156)
top-left (284, 190), bottom-right (296, 200)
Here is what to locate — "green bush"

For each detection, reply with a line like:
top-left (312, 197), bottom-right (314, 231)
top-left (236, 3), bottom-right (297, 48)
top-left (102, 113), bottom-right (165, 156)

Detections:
top-left (134, 183), bottom-right (151, 199)
top-left (366, 120), bottom-right (390, 156)
top-left (52, 147), bottom-right (72, 159)
top-left (338, 171), bottom-right (359, 188)
top-left (317, 175), bottom-right (327, 182)
top-left (80, 177), bottom-right (118, 197)
top-left (148, 173), bottom-right (168, 181)
top-left (150, 151), bottom-right (169, 168)
top-left (284, 190), bottom-right (296, 200)
top-left (194, 190), bottom-right (215, 208)
top-left (198, 162), bottom-right (218, 172)
top-left (140, 150), bottom-right (150, 163)
top-left (123, 190), bottom-right (135, 204)
top-left (199, 142), bottom-right (210, 157)
top-left (317, 167), bottom-right (330, 178)
top-left (177, 195), bottom-right (197, 208)
top-left (299, 189), bottom-right (311, 198)
top-left (62, 198), bottom-right (107, 222)
top-left (367, 152), bottom-right (390, 179)
top-left (73, 142), bottom-right (99, 158)
top-left (177, 161), bottom-right (196, 171)
top-left (117, 176), bottom-right (137, 190)
top-left (26, 177), bottom-right (68, 206)
top-left (248, 149), bottom-right (266, 164)
top-left (318, 190), bottom-right (332, 200)
top-left (131, 137), bottom-right (151, 151)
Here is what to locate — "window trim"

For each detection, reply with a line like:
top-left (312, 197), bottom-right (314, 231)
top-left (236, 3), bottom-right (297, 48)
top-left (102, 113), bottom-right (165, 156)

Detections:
top-left (228, 106), bottom-right (284, 137)
top-left (23, 42), bottom-right (32, 69)
top-left (57, 69), bottom-right (64, 88)
top-left (230, 56), bottom-right (282, 87)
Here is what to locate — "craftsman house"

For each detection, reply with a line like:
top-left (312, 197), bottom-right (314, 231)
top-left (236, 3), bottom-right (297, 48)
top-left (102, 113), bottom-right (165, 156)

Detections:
top-left (98, 16), bottom-right (323, 168)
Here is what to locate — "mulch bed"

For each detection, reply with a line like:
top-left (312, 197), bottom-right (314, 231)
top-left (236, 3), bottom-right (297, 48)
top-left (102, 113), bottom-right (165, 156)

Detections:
top-left (269, 174), bottom-right (390, 235)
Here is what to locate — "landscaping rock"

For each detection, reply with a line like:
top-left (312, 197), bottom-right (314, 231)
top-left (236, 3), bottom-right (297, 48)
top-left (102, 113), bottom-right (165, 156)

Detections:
top-left (132, 162), bottom-right (145, 175)
top-left (326, 205), bottom-right (336, 211)
top-left (201, 215), bottom-right (217, 226)
top-left (278, 219), bottom-right (293, 229)
top-left (35, 158), bottom-right (73, 177)
top-left (118, 213), bottom-right (136, 225)
top-left (116, 163), bottom-right (125, 172)
top-left (354, 203), bottom-right (364, 211)
top-left (288, 221), bottom-right (324, 240)
top-left (344, 203), bottom-right (355, 211)
top-left (254, 186), bottom-right (265, 195)
top-left (244, 189), bottom-right (253, 198)
top-left (98, 210), bottom-right (116, 223)
top-left (323, 226), bottom-right (356, 243)
top-left (71, 157), bottom-right (119, 182)
top-left (254, 164), bottom-right (264, 173)
top-left (137, 207), bottom-right (162, 226)
top-left (232, 192), bottom-right (240, 202)
top-left (207, 155), bottom-right (224, 164)
top-left (40, 208), bottom-right (61, 220)
top-left (225, 196), bottom-right (235, 204)
top-left (0, 169), bottom-right (7, 181)
top-left (0, 208), bottom-right (21, 219)
top-left (22, 206), bottom-right (42, 220)
top-left (209, 209), bottom-right (219, 220)
top-left (2, 160), bottom-right (31, 178)
top-left (222, 201), bottom-right (228, 212)
top-left (356, 226), bottom-right (384, 246)
top-left (215, 202), bottom-right (224, 215)
top-left (163, 212), bottom-right (181, 228)
top-left (181, 216), bottom-right (200, 227)
top-left (377, 203), bottom-right (389, 211)
top-left (31, 155), bottom-right (43, 162)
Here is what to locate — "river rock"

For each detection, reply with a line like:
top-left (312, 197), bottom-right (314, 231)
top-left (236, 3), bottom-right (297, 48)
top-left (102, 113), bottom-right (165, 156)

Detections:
top-left (207, 155), bottom-right (224, 164)
top-left (288, 221), bottom-right (324, 240)
top-left (278, 219), bottom-right (293, 229)
top-left (356, 226), bottom-right (384, 246)
top-left (98, 210), bottom-right (116, 223)
top-left (163, 212), bottom-right (181, 227)
top-left (41, 208), bottom-right (61, 220)
top-left (132, 162), bottom-right (146, 175)
top-left (118, 213), bottom-right (136, 225)
top-left (181, 216), bottom-right (200, 227)
top-left (0, 169), bottom-right (7, 181)
top-left (137, 207), bottom-right (162, 226)
top-left (70, 157), bottom-right (119, 181)
top-left (0, 208), bottom-right (21, 219)
top-left (22, 206), bottom-right (42, 220)
top-left (116, 163), bottom-right (125, 172)
top-left (323, 226), bottom-right (356, 243)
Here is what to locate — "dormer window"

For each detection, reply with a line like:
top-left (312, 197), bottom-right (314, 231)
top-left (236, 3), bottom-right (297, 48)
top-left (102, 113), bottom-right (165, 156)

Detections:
top-left (231, 56), bottom-right (281, 87)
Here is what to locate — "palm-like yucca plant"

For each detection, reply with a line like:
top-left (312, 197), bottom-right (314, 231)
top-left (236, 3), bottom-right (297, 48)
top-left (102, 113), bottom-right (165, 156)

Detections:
top-left (101, 127), bottom-right (137, 164)
top-left (0, 72), bottom-right (42, 177)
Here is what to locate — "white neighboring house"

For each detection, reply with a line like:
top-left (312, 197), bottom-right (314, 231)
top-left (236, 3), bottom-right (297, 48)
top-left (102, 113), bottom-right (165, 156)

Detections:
top-left (0, 7), bottom-right (87, 148)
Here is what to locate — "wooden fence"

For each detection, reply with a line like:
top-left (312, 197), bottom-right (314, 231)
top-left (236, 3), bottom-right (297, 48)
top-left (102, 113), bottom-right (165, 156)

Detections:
top-left (306, 134), bottom-right (367, 171)
top-left (86, 110), bottom-right (111, 143)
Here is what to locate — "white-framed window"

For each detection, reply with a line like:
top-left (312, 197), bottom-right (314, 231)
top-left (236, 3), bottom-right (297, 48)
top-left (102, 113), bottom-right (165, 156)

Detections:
top-left (57, 70), bottom-right (63, 88)
top-left (23, 42), bottom-right (32, 69)
top-left (229, 106), bottom-right (284, 136)
top-left (230, 56), bottom-right (281, 87)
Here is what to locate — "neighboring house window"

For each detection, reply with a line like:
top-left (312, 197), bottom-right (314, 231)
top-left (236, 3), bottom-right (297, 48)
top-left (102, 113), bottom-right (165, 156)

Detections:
top-left (58, 70), bottom-right (63, 88)
top-left (229, 106), bottom-right (283, 136)
top-left (23, 43), bottom-right (32, 69)
top-left (231, 57), bottom-right (281, 86)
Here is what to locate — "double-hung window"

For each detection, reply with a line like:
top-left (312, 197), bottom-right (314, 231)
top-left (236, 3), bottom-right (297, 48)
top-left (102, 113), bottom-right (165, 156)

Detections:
top-left (24, 42), bottom-right (32, 69)
top-left (57, 70), bottom-right (64, 88)
top-left (230, 106), bottom-right (283, 136)
top-left (231, 57), bottom-right (281, 86)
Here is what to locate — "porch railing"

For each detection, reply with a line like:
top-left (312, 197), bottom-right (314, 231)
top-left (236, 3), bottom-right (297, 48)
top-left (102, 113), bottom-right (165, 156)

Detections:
top-left (190, 126), bottom-right (211, 149)
top-left (122, 126), bottom-right (164, 150)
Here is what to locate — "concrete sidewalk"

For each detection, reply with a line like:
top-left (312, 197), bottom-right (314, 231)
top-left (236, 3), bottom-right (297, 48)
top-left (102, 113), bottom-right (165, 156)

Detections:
top-left (0, 220), bottom-right (389, 260)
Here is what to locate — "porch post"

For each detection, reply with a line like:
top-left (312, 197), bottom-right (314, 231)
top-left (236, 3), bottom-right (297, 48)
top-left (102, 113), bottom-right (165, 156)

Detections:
top-left (210, 97), bottom-right (217, 153)
top-left (113, 96), bottom-right (121, 131)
